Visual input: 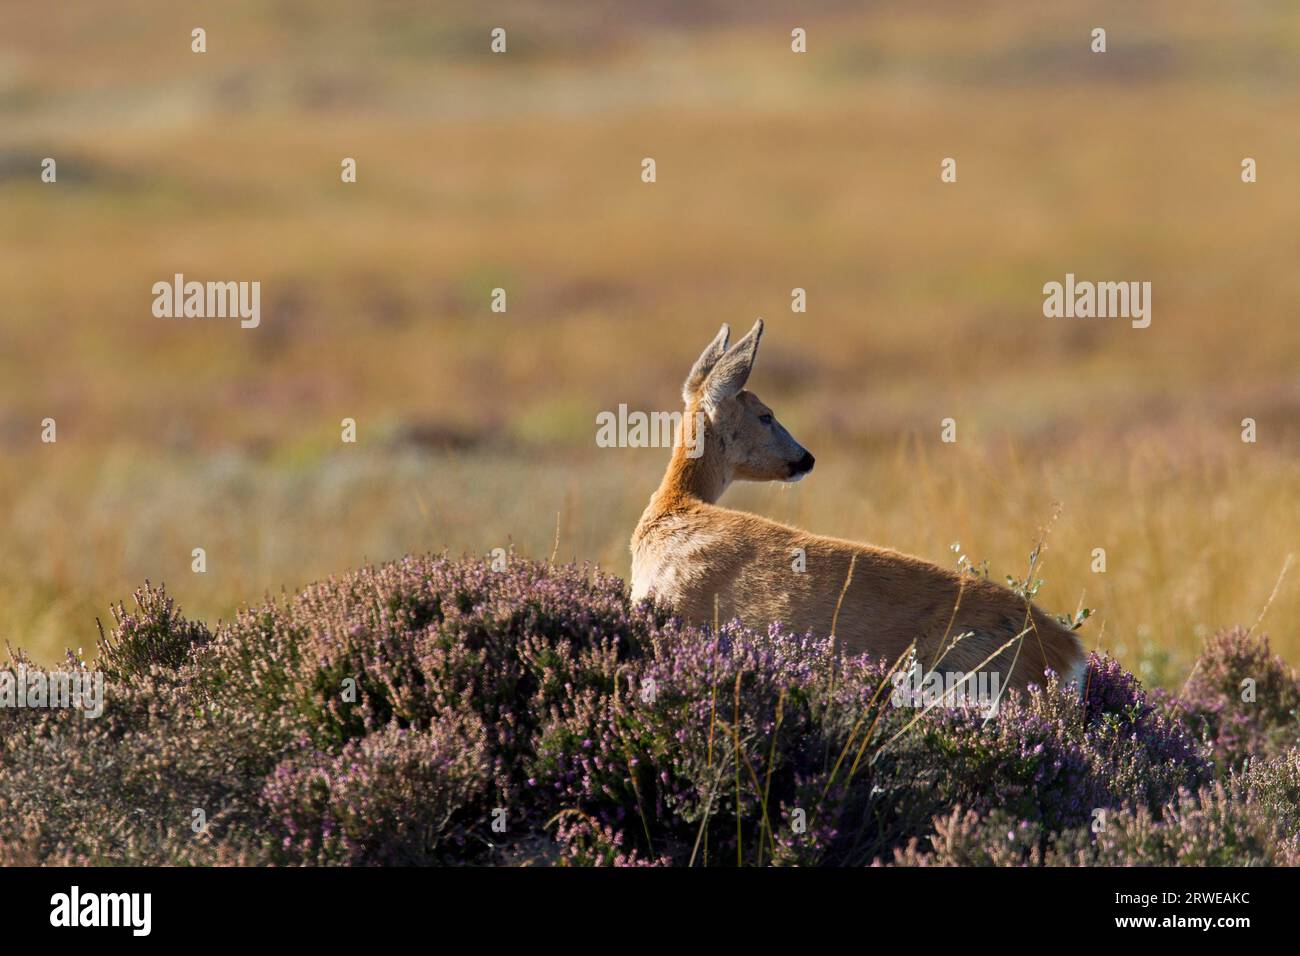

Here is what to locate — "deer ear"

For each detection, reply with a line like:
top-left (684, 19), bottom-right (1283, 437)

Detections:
top-left (700, 318), bottom-right (763, 411)
top-left (682, 324), bottom-right (731, 404)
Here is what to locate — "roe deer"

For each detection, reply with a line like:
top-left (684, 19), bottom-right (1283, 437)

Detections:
top-left (630, 320), bottom-right (1086, 693)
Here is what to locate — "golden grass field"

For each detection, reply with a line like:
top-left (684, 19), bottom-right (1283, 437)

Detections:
top-left (3, 1), bottom-right (1299, 683)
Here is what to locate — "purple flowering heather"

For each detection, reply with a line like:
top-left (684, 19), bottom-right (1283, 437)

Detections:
top-left (261, 715), bottom-right (490, 865)
top-left (1168, 626), bottom-right (1300, 769)
top-left (0, 558), bottom-right (1294, 866)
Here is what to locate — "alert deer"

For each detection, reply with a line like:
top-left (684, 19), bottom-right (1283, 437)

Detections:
top-left (630, 320), bottom-right (1087, 693)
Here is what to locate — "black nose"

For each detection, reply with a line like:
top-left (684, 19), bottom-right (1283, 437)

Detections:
top-left (796, 451), bottom-right (815, 473)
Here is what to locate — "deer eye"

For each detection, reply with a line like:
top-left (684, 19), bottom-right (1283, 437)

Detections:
top-left (758, 414), bottom-right (773, 425)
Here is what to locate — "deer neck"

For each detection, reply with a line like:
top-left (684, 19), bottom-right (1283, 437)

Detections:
top-left (653, 405), bottom-right (730, 508)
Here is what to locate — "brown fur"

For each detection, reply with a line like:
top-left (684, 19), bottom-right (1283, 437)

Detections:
top-left (631, 321), bottom-right (1085, 692)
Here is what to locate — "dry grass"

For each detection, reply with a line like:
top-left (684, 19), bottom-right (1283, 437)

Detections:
top-left (2, 0), bottom-right (1298, 679)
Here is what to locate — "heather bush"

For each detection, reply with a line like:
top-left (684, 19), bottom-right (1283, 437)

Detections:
top-left (0, 555), bottom-right (1294, 866)
top-left (262, 716), bottom-right (491, 865)
top-left (1171, 626), bottom-right (1300, 768)
top-left (0, 668), bottom-right (279, 865)
top-left (97, 583), bottom-right (214, 680)
top-left (551, 811), bottom-right (670, 866)
top-left (866, 658), bottom-right (1210, 858)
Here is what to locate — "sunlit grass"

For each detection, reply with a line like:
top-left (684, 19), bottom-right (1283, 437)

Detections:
top-left (1, 1), bottom-right (1297, 677)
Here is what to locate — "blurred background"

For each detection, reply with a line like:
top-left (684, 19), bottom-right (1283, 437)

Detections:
top-left (2, 0), bottom-right (1299, 681)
